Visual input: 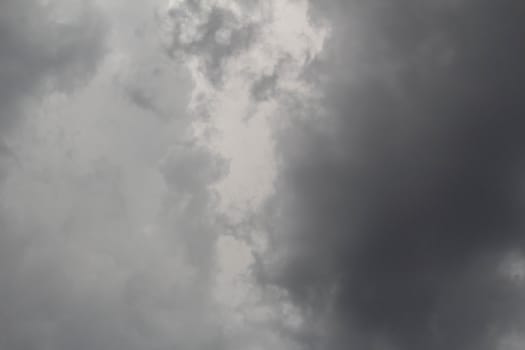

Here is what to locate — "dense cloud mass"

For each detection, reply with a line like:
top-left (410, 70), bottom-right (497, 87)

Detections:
top-left (3, 0), bottom-right (525, 349)
top-left (260, 0), bottom-right (525, 349)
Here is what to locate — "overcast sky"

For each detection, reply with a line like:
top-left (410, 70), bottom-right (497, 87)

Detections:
top-left (1, 1), bottom-right (525, 349)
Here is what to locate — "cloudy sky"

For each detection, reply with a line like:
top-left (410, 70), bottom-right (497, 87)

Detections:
top-left (1, 0), bottom-right (525, 349)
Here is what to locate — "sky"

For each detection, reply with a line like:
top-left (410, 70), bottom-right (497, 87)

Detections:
top-left (1, 1), bottom-right (525, 350)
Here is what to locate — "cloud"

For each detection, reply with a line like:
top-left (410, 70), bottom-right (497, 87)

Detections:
top-left (259, 0), bottom-right (525, 349)
top-left (158, 0), bottom-right (327, 218)
top-left (161, 0), bottom-right (259, 86)
top-left (117, 61), bottom-right (191, 120)
top-left (0, 0), bottom-right (107, 134)
top-left (0, 1), bottom-right (232, 349)
top-left (160, 0), bottom-right (327, 104)
top-left (251, 72), bottom-right (278, 101)
top-left (104, 0), bottom-right (193, 121)
top-left (0, 156), bottom-right (229, 350)
top-left (155, 1), bottom-right (331, 348)
top-left (0, 0), bottom-right (324, 348)
top-left (0, 79), bottom-right (229, 350)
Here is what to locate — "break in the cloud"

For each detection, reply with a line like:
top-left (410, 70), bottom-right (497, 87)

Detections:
top-left (259, 0), bottom-right (525, 350)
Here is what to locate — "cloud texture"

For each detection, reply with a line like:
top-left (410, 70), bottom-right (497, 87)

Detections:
top-left (260, 1), bottom-right (525, 349)
top-left (3, 0), bottom-right (525, 349)
top-left (0, 1), bottom-right (322, 349)
top-left (0, 1), bottom-right (228, 349)
top-left (0, 0), bottom-right (106, 133)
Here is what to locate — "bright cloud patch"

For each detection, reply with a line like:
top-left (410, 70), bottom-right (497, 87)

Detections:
top-left (160, 0), bottom-right (328, 219)
top-left (158, 0), bottom-right (329, 347)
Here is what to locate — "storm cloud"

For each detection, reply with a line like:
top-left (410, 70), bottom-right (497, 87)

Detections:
top-left (260, 1), bottom-right (525, 349)
top-left (3, 0), bottom-right (525, 349)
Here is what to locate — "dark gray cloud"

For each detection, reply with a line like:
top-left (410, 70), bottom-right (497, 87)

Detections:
top-left (0, 0), bottom-right (107, 134)
top-left (259, 1), bottom-right (525, 349)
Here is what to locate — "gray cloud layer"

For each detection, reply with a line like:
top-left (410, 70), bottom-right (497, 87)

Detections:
top-left (4, 0), bottom-right (525, 349)
top-left (260, 1), bottom-right (525, 349)
top-left (0, 2), bottom-right (254, 349)
top-left (0, 0), bottom-right (107, 133)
